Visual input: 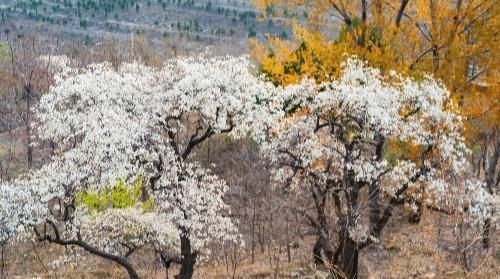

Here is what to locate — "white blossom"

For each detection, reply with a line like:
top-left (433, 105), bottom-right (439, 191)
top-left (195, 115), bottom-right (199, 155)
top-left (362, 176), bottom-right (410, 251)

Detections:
top-left (252, 57), bottom-right (494, 228)
top-left (0, 55), bottom-right (267, 264)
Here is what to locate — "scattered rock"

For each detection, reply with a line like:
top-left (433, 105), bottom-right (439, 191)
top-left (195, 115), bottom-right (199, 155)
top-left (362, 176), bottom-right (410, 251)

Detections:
top-left (422, 272), bottom-right (436, 278)
top-left (313, 270), bottom-right (330, 279)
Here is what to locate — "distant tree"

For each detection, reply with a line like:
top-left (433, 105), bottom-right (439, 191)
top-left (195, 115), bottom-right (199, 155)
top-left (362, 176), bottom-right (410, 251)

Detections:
top-left (2, 35), bottom-right (54, 170)
top-left (279, 31), bottom-right (287, 39)
top-left (79, 19), bottom-right (87, 28)
top-left (248, 27), bottom-right (256, 38)
top-left (194, 19), bottom-right (200, 32)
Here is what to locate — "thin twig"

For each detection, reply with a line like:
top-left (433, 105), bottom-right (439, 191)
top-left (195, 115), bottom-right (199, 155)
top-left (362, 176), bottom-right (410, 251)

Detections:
top-left (31, 241), bottom-right (55, 278)
top-left (465, 248), bottom-right (493, 278)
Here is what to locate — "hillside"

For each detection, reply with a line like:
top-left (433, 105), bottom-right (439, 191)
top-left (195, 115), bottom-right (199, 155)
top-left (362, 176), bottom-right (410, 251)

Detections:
top-left (0, 0), bottom-right (292, 53)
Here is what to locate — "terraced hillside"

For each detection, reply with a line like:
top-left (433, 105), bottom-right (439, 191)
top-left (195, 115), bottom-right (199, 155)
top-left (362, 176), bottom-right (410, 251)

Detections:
top-left (0, 0), bottom-right (293, 53)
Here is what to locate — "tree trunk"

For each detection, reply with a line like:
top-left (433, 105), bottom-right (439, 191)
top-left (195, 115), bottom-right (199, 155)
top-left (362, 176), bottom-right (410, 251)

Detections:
top-left (311, 232), bottom-right (337, 270)
top-left (337, 235), bottom-right (359, 279)
top-left (482, 218), bottom-right (491, 249)
top-left (482, 140), bottom-right (498, 249)
top-left (429, 0), bottom-right (440, 73)
top-left (312, 237), bottom-right (323, 265)
top-left (432, 45), bottom-right (440, 73)
top-left (251, 200), bottom-right (256, 263)
top-left (24, 86), bottom-right (33, 169)
top-left (333, 220), bottom-right (359, 279)
top-left (178, 234), bottom-right (197, 279)
top-left (159, 252), bottom-right (181, 279)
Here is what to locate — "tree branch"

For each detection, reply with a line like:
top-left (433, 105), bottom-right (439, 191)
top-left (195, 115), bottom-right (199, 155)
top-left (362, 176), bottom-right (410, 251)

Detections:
top-left (36, 220), bottom-right (141, 279)
top-left (396, 0), bottom-right (411, 27)
top-left (373, 166), bottom-right (430, 237)
top-left (328, 0), bottom-right (352, 25)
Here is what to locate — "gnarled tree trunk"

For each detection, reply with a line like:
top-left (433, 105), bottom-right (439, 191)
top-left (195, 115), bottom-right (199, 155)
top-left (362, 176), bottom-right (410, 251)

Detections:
top-left (178, 234), bottom-right (197, 279)
top-left (332, 220), bottom-right (360, 279)
top-left (337, 236), bottom-right (359, 279)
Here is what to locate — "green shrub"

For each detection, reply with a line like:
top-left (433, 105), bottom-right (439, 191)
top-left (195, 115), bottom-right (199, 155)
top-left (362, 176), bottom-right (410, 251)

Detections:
top-left (76, 175), bottom-right (153, 212)
top-left (0, 42), bottom-right (12, 64)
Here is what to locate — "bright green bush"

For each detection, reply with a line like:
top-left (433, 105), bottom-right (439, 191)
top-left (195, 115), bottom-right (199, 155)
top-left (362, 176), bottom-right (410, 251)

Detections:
top-left (76, 175), bottom-right (154, 212)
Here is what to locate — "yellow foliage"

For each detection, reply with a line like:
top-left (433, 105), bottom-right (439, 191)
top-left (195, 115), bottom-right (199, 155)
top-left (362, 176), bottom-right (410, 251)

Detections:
top-left (251, 0), bottom-right (499, 146)
top-left (385, 139), bottom-right (423, 167)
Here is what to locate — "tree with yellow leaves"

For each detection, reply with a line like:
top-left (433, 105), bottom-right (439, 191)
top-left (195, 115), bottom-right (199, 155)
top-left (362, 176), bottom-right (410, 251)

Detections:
top-left (252, 0), bottom-right (498, 87)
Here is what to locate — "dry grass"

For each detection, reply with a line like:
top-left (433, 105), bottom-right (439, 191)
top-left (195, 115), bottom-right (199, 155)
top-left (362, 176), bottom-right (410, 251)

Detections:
top-left (0, 183), bottom-right (498, 279)
top-left (1, 209), bottom-right (498, 279)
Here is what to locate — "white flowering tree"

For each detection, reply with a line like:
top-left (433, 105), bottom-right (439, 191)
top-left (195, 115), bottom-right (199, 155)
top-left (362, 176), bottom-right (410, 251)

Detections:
top-left (254, 59), bottom-right (497, 279)
top-left (0, 56), bottom-right (270, 279)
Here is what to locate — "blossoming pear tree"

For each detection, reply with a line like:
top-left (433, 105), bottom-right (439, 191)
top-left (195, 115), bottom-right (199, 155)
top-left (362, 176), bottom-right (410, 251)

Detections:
top-left (0, 56), bottom-right (272, 279)
top-left (254, 58), bottom-right (497, 279)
